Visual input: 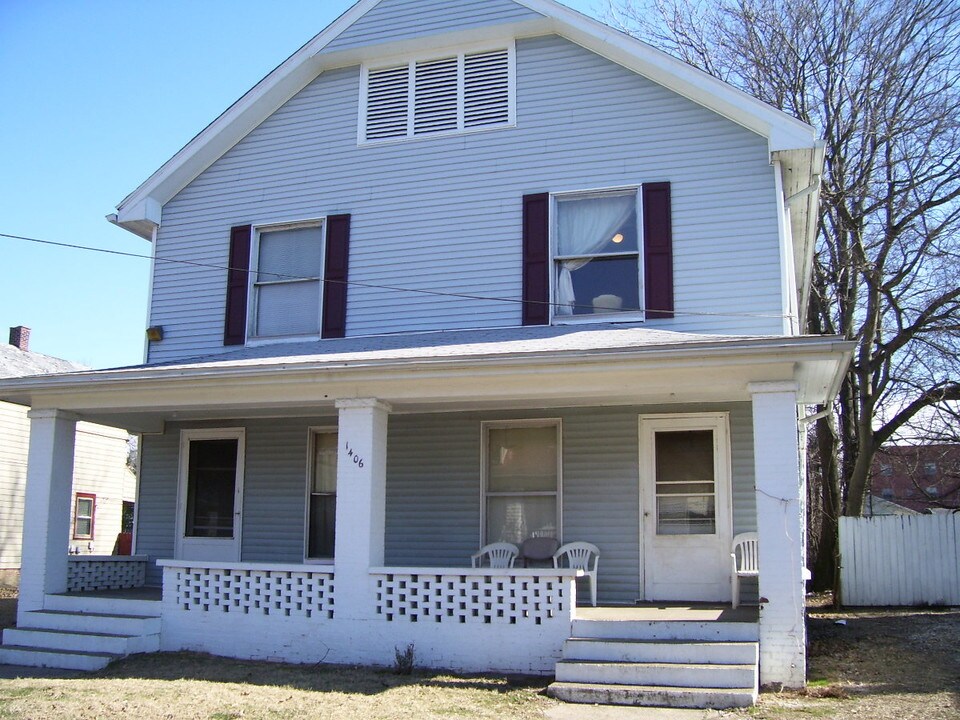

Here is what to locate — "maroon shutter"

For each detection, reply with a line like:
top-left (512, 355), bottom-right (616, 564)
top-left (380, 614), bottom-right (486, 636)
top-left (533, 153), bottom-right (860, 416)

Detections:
top-left (522, 193), bottom-right (550, 326)
top-left (322, 214), bottom-right (351, 339)
top-left (223, 224), bottom-right (251, 345)
top-left (643, 182), bottom-right (674, 319)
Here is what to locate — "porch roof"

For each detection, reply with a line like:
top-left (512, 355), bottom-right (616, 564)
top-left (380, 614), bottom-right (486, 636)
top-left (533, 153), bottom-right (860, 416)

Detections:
top-left (0, 325), bottom-right (853, 432)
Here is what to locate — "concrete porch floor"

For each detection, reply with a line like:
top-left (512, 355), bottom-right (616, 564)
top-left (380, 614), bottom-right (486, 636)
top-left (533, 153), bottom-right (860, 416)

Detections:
top-left (57, 586), bottom-right (162, 602)
top-left (575, 604), bottom-right (759, 622)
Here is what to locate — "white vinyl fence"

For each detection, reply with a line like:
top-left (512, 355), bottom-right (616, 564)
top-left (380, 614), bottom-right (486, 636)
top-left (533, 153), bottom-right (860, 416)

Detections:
top-left (839, 513), bottom-right (960, 606)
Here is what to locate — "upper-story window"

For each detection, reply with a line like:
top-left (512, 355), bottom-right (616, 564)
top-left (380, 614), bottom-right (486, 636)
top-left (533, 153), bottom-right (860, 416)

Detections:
top-left (554, 189), bottom-right (641, 318)
top-left (249, 222), bottom-right (324, 339)
top-left (360, 44), bottom-right (515, 144)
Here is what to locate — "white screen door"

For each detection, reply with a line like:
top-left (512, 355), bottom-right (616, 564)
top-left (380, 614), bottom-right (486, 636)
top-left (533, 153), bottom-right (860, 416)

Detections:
top-left (176, 428), bottom-right (245, 561)
top-left (639, 414), bottom-right (732, 601)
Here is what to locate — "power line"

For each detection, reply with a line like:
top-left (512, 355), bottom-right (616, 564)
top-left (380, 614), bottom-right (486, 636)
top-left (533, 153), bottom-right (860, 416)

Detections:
top-left (0, 230), bottom-right (792, 320)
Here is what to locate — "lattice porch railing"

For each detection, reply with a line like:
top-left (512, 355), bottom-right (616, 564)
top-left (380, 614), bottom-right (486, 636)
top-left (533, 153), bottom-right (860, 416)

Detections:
top-left (371, 567), bottom-right (578, 625)
top-left (159, 561), bottom-right (334, 619)
top-left (67, 555), bottom-right (148, 592)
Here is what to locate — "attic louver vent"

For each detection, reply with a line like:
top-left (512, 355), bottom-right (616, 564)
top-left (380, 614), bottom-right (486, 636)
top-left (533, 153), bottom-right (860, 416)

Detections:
top-left (464, 50), bottom-right (510, 128)
top-left (366, 66), bottom-right (409, 140)
top-left (361, 44), bottom-right (514, 143)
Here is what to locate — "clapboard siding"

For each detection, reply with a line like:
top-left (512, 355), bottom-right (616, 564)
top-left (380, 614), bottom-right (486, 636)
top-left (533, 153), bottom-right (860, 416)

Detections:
top-left (137, 430), bottom-right (180, 585)
top-left (0, 402), bottom-right (29, 568)
top-left (137, 404), bottom-right (756, 601)
top-left (150, 34), bottom-right (783, 364)
top-left (323, 0), bottom-right (544, 53)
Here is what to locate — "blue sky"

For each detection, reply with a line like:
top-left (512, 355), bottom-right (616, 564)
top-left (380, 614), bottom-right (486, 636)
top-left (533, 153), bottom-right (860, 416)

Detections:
top-left (0, 0), bottom-right (605, 369)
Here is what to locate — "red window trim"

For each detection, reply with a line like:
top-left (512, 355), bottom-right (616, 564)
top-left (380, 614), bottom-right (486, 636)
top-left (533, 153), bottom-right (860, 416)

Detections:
top-left (73, 492), bottom-right (96, 540)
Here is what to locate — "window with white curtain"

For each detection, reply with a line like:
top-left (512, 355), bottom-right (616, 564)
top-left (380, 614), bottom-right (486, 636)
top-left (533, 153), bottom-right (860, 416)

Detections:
top-left (554, 189), bottom-right (640, 317)
top-left (483, 421), bottom-right (560, 545)
top-left (249, 223), bottom-right (324, 339)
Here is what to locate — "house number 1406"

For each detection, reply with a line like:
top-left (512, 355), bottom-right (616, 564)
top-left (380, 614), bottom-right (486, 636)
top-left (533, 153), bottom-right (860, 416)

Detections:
top-left (345, 442), bottom-right (364, 468)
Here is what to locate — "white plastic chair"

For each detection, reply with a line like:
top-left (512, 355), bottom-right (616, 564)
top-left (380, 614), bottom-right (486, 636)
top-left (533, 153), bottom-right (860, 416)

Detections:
top-left (471, 542), bottom-right (519, 569)
top-left (731, 532), bottom-right (759, 609)
top-left (553, 541), bottom-right (600, 607)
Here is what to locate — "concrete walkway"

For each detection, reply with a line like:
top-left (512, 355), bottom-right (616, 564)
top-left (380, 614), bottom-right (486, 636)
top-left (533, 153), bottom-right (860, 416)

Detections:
top-left (545, 705), bottom-right (722, 720)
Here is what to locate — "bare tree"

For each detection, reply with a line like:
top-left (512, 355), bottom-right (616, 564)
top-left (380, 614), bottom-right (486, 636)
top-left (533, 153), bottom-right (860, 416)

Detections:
top-left (605, 0), bottom-right (960, 588)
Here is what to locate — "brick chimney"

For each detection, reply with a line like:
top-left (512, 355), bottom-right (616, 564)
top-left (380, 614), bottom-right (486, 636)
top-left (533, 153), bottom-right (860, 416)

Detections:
top-left (9, 326), bottom-right (30, 351)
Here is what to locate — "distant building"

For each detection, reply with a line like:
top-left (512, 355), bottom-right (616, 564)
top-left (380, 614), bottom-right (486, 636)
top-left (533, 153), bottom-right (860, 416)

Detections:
top-left (0, 326), bottom-right (135, 586)
top-left (869, 444), bottom-right (960, 514)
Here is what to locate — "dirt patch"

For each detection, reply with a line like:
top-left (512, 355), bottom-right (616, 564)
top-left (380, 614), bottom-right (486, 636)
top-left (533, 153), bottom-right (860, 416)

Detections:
top-left (740, 600), bottom-right (960, 720)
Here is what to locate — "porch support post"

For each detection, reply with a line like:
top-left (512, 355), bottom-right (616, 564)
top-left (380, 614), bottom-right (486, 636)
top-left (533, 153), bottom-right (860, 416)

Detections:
top-left (749, 382), bottom-right (805, 688)
top-left (334, 398), bottom-right (391, 620)
top-left (18, 409), bottom-right (77, 620)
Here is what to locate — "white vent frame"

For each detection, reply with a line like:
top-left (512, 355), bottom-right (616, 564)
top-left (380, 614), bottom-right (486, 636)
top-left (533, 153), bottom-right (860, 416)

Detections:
top-left (358, 41), bottom-right (516, 145)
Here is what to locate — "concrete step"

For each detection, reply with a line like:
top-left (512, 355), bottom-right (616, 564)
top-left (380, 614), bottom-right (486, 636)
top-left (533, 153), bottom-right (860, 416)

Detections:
top-left (3, 627), bottom-right (160, 656)
top-left (22, 609), bottom-right (161, 636)
top-left (563, 638), bottom-right (759, 665)
top-left (44, 593), bottom-right (161, 617)
top-left (571, 619), bottom-right (759, 642)
top-left (0, 644), bottom-right (118, 671)
top-left (555, 659), bottom-right (757, 689)
top-left (547, 681), bottom-right (757, 709)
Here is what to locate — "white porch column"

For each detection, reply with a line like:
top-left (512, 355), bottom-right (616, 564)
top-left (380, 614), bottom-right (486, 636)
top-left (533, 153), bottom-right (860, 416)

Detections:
top-left (749, 382), bottom-right (806, 688)
top-left (333, 398), bottom-right (390, 620)
top-left (18, 409), bottom-right (77, 620)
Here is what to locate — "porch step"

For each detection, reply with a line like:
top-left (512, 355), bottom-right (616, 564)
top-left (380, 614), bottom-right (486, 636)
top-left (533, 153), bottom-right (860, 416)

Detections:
top-left (549, 620), bottom-right (759, 710)
top-left (548, 681), bottom-right (756, 709)
top-left (572, 618), bottom-right (759, 642)
top-left (0, 644), bottom-right (119, 672)
top-left (3, 627), bottom-right (160, 656)
top-left (0, 601), bottom-right (162, 671)
top-left (564, 637), bottom-right (759, 665)
top-left (555, 659), bottom-right (757, 688)
top-left (44, 592), bottom-right (160, 617)
top-left (21, 609), bottom-right (161, 636)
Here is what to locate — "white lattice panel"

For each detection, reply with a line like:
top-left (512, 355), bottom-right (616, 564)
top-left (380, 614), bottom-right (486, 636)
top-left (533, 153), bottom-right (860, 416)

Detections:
top-left (374, 572), bottom-right (568, 624)
top-left (67, 557), bottom-right (147, 592)
top-left (173, 567), bottom-right (334, 619)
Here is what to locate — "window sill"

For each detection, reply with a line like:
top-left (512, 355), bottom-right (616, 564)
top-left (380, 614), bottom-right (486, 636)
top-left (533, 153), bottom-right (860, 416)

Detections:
top-left (358, 122), bottom-right (516, 148)
top-left (552, 312), bottom-right (647, 325)
top-left (245, 334), bottom-right (322, 348)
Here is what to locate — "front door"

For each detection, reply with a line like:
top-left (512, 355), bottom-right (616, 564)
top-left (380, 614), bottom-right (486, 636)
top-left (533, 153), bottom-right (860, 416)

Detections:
top-left (176, 428), bottom-right (245, 561)
top-left (639, 414), bottom-right (732, 601)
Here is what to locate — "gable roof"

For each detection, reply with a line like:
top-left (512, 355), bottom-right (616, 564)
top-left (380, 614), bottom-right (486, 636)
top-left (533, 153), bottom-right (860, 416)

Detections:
top-left (110, 0), bottom-right (821, 253)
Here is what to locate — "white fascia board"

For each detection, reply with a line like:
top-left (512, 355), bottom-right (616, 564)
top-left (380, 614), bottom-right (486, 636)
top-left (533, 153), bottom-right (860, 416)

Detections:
top-left (0, 335), bottom-right (853, 412)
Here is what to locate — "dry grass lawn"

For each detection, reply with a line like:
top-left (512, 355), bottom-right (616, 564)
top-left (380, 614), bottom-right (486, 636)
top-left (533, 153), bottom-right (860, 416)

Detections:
top-left (0, 587), bottom-right (958, 720)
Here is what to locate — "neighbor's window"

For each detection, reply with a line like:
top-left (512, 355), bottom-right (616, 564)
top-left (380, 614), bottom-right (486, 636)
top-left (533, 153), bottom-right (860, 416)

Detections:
top-left (554, 190), bottom-right (640, 317)
top-left (362, 46), bottom-right (514, 143)
top-left (484, 422), bottom-right (559, 545)
top-left (654, 430), bottom-right (716, 535)
top-left (307, 431), bottom-right (338, 559)
top-left (73, 493), bottom-right (96, 540)
top-left (250, 223), bottom-right (324, 338)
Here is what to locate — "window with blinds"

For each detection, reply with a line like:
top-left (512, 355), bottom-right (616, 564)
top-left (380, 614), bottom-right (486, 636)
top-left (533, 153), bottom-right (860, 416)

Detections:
top-left (361, 46), bottom-right (514, 143)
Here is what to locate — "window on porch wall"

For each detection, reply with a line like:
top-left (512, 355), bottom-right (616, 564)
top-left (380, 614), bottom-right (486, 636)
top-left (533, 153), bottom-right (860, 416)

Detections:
top-left (484, 422), bottom-right (559, 545)
top-left (654, 430), bottom-right (716, 535)
top-left (307, 431), bottom-right (337, 559)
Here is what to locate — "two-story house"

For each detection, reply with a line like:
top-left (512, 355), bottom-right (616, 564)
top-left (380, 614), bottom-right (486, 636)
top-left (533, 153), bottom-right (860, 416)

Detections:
top-left (0, 0), bottom-right (852, 709)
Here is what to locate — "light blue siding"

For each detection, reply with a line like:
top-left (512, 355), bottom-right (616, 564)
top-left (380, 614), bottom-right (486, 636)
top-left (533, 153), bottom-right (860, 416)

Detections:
top-left (136, 404), bottom-right (755, 601)
top-left (150, 35), bottom-right (783, 364)
top-left (323, 0), bottom-right (544, 53)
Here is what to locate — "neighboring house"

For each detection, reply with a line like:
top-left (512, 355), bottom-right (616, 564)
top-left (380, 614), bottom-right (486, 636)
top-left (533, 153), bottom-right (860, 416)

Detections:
top-left (0, 327), bottom-right (135, 586)
top-left (869, 444), bottom-right (960, 514)
top-left (863, 494), bottom-right (919, 517)
top-left (0, 0), bottom-right (853, 709)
